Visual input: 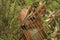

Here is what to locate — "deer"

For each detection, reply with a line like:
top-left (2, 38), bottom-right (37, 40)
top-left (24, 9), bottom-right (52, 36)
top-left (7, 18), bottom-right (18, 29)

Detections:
top-left (18, 3), bottom-right (47, 40)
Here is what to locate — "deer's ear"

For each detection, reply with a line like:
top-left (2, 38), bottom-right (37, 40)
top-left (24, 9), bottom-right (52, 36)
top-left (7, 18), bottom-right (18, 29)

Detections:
top-left (18, 8), bottom-right (29, 23)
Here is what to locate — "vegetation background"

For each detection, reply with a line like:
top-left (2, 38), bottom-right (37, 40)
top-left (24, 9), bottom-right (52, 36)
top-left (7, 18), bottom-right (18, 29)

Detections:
top-left (0, 0), bottom-right (60, 40)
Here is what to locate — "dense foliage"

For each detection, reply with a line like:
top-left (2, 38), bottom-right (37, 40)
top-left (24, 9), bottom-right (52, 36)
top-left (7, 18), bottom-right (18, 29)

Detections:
top-left (0, 0), bottom-right (60, 40)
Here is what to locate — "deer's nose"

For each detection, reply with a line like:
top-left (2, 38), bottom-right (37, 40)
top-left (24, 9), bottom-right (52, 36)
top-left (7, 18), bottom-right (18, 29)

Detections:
top-left (21, 23), bottom-right (27, 30)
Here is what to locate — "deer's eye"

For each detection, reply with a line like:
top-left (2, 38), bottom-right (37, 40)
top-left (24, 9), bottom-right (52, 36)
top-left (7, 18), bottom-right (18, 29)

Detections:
top-left (30, 17), bottom-right (33, 21)
top-left (32, 16), bottom-right (36, 20)
top-left (28, 16), bottom-right (37, 22)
